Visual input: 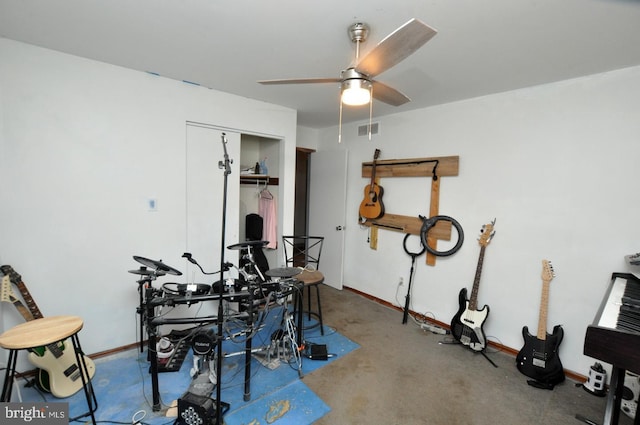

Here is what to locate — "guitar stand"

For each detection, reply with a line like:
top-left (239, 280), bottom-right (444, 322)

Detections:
top-left (480, 351), bottom-right (499, 368)
top-left (438, 339), bottom-right (499, 368)
top-left (574, 414), bottom-right (599, 425)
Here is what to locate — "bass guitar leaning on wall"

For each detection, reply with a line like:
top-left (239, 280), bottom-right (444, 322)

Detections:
top-left (450, 220), bottom-right (495, 352)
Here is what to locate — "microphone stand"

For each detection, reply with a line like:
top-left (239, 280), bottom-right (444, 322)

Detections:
top-left (401, 233), bottom-right (425, 325)
top-left (215, 133), bottom-right (232, 425)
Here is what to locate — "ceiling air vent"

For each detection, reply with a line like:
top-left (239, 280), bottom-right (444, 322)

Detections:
top-left (358, 122), bottom-right (379, 137)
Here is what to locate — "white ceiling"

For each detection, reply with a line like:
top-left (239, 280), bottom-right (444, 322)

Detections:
top-left (2, 0), bottom-right (640, 129)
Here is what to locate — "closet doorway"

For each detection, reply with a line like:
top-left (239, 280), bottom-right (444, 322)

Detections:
top-left (239, 134), bottom-right (281, 269)
top-left (294, 148), bottom-right (314, 237)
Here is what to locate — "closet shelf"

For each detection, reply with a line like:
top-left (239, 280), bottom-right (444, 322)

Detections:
top-left (240, 175), bottom-right (279, 186)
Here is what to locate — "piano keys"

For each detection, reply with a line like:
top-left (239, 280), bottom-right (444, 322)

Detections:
top-left (584, 272), bottom-right (640, 425)
top-left (597, 274), bottom-right (640, 333)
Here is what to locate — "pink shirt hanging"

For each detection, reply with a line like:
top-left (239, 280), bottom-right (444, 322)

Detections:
top-left (259, 189), bottom-right (277, 249)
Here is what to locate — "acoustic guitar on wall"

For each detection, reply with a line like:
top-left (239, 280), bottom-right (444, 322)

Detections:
top-left (516, 260), bottom-right (565, 388)
top-left (0, 265), bottom-right (96, 398)
top-left (359, 149), bottom-right (385, 220)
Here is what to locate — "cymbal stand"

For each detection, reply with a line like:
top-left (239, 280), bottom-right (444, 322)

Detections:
top-left (137, 277), bottom-right (150, 353)
top-left (143, 284), bottom-right (164, 411)
top-left (228, 253), bottom-right (264, 402)
top-left (134, 268), bottom-right (165, 353)
top-left (242, 246), bottom-right (266, 283)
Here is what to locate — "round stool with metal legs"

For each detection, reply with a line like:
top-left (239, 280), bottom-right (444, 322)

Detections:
top-left (0, 315), bottom-right (98, 424)
top-left (296, 269), bottom-right (325, 335)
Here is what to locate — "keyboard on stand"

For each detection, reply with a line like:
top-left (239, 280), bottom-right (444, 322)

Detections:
top-left (584, 272), bottom-right (640, 425)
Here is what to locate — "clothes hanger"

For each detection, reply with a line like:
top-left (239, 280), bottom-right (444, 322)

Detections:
top-left (260, 185), bottom-right (273, 199)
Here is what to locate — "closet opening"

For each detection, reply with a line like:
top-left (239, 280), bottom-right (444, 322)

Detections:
top-left (294, 148), bottom-right (314, 237)
top-left (239, 134), bottom-right (281, 269)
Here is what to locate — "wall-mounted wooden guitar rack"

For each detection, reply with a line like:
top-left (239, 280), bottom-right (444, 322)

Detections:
top-left (361, 155), bottom-right (459, 266)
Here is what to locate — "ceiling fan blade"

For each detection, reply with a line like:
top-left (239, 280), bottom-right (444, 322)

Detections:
top-left (258, 78), bottom-right (340, 85)
top-left (371, 80), bottom-right (411, 106)
top-left (355, 18), bottom-right (437, 78)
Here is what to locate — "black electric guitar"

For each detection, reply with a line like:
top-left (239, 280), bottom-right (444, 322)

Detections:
top-left (359, 149), bottom-right (385, 220)
top-left (516, 260), bottom-right (565, 387)
top-left (0, 265), bottom-right (96, 398)
top-left (450, 220), bottom-right (495, 352)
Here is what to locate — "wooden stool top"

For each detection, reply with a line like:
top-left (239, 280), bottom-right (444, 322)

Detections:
top-left (0, 315), bottom-right (84, 350)
top-left (297, 270), bottom-right (324, 286)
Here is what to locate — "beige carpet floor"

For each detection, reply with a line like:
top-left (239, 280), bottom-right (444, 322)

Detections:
top-left (302, 285), bottom-right (632, 425)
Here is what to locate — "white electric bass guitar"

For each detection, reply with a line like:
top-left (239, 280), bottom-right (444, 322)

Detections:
top-left (450, 220), bottom-right (495, 351)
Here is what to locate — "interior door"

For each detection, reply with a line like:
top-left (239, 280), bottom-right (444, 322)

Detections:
top-left (308, 149), bottom-right (348, 290)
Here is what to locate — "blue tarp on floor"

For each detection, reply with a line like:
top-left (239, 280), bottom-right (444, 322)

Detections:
top-left (16, 306), bottom-right (359, 425)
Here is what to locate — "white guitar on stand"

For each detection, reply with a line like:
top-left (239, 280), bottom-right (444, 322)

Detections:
top-left (450, 220), bottom-right (495, 352)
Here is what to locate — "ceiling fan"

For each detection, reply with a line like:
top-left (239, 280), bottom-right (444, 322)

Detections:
top-left (258, 18), bottom-right (438, 109)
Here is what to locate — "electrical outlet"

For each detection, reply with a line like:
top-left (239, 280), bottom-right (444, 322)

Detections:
top-left (398, 277), bottom-right (404, 286)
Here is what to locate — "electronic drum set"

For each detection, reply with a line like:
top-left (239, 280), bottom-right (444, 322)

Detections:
top-left (129, 240), bottom-right (306, 413)
top-left (130, 241), bottom-right (304, 319)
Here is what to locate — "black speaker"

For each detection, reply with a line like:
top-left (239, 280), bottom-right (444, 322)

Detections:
top-left (177, 393), bottom-right (215, 425)
top-left (176, 392), bottom-right (230, 425)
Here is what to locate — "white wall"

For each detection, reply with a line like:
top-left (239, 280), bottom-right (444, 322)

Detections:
top-left (0, 38), bottom-right (297, 355)
top-left (296, 126), bottom-right (320, 151)
top-left (316, 65), bottom-right (640, 377)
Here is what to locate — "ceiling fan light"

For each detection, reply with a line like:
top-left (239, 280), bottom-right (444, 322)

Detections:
top-left (341, 79), bottom-right (371, 106)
